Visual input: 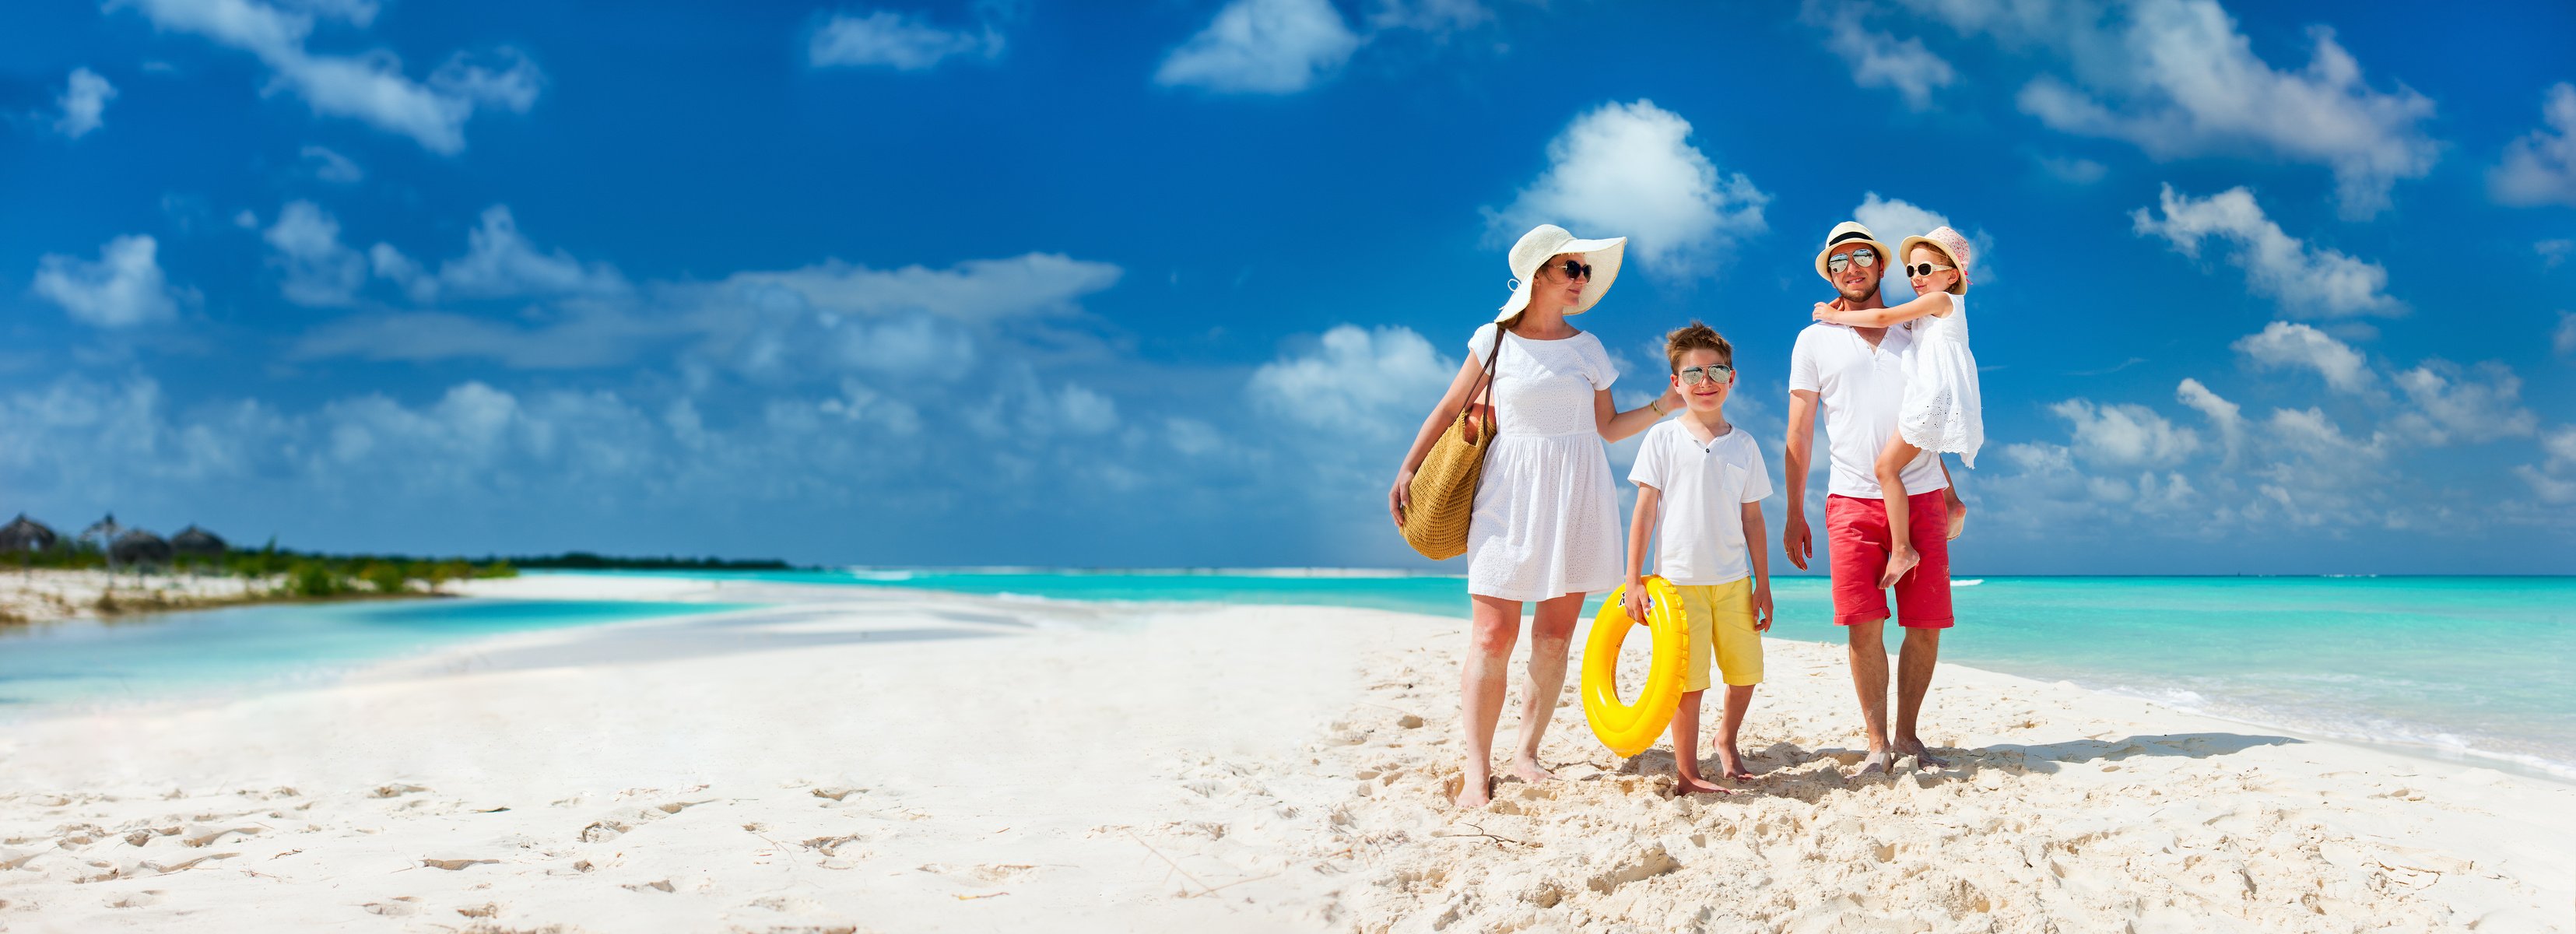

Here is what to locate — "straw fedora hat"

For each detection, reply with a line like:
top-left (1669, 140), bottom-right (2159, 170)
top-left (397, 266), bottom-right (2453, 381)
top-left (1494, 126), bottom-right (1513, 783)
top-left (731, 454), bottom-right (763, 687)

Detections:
top-left (1897, 226), bottom-right (1974, 295)
top-left (1497, 224), bottom-right (1626, 321)
top-left (1812, 220), bottom-right (1894, 281)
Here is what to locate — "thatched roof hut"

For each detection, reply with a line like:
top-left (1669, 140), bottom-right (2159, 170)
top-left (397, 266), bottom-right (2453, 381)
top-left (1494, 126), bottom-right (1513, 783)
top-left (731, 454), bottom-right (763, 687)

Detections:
top-left (80, 514), bottom-right (121, 546)
top-left (110, 529), bottom-right (174, 568)
top-left (170, 525), bottom-right (228, 559)
top-left (0, 514), bottom-right (55, 553)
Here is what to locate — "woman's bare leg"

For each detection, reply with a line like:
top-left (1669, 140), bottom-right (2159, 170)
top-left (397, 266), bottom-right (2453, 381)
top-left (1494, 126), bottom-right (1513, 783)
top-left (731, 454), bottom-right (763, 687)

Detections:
top-left (1875, 430), bottom-right (1927, 589)
top-left (1511, 591), bottom-right (1586, 783)
top-left (1458, 594), bottom-right (1523, 807)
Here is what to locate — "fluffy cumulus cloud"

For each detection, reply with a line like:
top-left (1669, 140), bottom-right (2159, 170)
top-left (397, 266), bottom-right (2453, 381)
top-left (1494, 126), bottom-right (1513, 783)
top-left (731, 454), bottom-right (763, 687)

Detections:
top-left (2387, 362), bottom-right (2538, 446)
top-left (373, 205), bottom-right (629, 303)
top-left (2490, 83), bottom-right (2576, 209)
top-left (107, 0), bottom-right (541, 153)
top-left (31, 235), bottom-right (185, 328)
top-left (265, 200), bottom-right (368, 307)
top-left (1493, 100), bottom-right (1770, 279)
top-left (1817, 12), bottom-right (1956, 110)
top-left (807, 8), bottom-right (1004, 70)
top-left (2048, 399), bottom-right (2200, 465)
top-left (2518, 426), bottom-right (2576, 504)
top-left (1248, 325), bottom-right (1456, 440)
top-left (1154, 0), bottom-right (1361, 94)
top-left (51, 67), bottom-right (117, 139)
top-left (2231, 321), bottom-right (2367, 393)
top-left (300, 144), bottom-right (364, 183)
top-left (2132, 184), bottom-right (2400, 318)
top-left (1896, 0), bottom-right (2437, 219)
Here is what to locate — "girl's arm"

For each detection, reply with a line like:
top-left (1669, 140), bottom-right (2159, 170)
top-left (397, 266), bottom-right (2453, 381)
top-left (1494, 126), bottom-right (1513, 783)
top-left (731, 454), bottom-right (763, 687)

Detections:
top-left (1623, 485), bottom-right (1661, 621)
top-left (1813, 290), bottom-right (1952, 328)
top-left (1740, 501), bottom-right (1772, 632)
top-left (1385, 354), bottom-right (1491, 526)
top-left (1595, 387), bottom-right (1679, 442)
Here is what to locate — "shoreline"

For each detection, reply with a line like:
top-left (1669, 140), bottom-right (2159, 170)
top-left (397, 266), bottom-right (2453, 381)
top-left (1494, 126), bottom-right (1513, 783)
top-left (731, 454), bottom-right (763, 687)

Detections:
top-left (0, 574), bottom-right (2567, 930)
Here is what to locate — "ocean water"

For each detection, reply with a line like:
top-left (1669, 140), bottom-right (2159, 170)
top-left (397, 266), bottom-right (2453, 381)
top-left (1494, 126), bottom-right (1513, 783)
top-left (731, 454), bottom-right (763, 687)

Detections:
top-left (0, 598), bottom-right (742, 709)
top-left (702, 569), bottom-right (2576, 781)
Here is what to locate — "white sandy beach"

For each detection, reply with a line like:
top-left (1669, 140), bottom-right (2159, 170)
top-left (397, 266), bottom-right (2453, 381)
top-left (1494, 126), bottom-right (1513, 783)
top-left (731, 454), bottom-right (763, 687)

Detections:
top-left (0, 574), bottom-right (2569, 932)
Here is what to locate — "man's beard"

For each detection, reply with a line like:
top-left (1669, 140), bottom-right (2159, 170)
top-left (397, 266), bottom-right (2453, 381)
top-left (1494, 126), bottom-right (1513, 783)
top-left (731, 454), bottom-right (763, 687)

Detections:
top-left (1837, 278), bottom-right (1880, 303)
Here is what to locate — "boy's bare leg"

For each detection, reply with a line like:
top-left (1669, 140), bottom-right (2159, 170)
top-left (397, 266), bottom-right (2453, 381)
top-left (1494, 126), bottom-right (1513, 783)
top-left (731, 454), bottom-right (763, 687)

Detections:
top-left (1845, 616), bottom-right (1893, 777)
top-left (1875, 430), bottom-right (1927, 588)
top-left (1669, 690), bottom-right (1727, 795)
top-left (1714, 683), bottom-right (1757, 781)
top-left (1457, 595), bottom-right (1523, 808)
top-left (1893, 626), bottom-right (1950, 769)
top-left (1510, 591), bottom-right (1585, 784)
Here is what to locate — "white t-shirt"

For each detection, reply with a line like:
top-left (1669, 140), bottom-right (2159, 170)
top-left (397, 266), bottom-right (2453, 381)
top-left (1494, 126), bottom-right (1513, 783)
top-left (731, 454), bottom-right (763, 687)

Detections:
top-left (1788, 321), bottom-right (1950, 499)
top-left (1628, 419), bottom-right (1774, 586)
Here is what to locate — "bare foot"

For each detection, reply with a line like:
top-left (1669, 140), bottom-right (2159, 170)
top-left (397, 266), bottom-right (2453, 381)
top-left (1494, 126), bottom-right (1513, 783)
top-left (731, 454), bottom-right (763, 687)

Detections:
top-left (1879, 547), bottom-right (1921, 589)
top-left (1848, 750), bottom-right (1892, 779)
top-left (1510, 758), bottom-right (1555, 784)
top-left (1714, 745), bottom-right (1757, 781)
top-left (1896, 738), bottom-right (1950, 771)
top-left (1946, 496), bottom-right (1967, 540)
top-left (1455, 773), bottom-right (1493, 809)
top-left (1673, 774), bottom-right (1737, 796)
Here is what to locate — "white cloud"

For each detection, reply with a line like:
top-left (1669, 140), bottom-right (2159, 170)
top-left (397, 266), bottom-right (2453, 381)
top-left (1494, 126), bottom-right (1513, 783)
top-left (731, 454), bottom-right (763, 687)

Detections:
top-left (52, 68), bottom-right (117, 139)
top-left (1249, 325), bottom-right (1457, 441)
top-left (1493, 99), bottom-right (1770, 279)
top-left (32, 234), bottom-right (184, 328)
top-left (300, 144), bottom-right (364, 183)
top-left (1823, 17), bottom-right (1956, 110)
top-left (107, 0), bottom-right (541, 154)
top-left (2517, 425), bottom-right (2576, 504)
top-left (1854, 191), bottom-right (1950, 244)
top-left (265, 200), bottom-right (367, 306)
top-left (2556, 311), bottom-right (2576, 357)
top-left (2541, 239), bottom-right (2574, 269)
top-left (2048, 398), bottom-right (2200, 466)
top-left (2132, 184), bottom-right (2401, 318)
top-left (1154, 0), bottom-right (1360, 95)
top-left (711, 253), bottom-right (1121, 323)
top-left (2231, 321), bottom-right (2367, 392)
top-left (808, 9), bottom-right (1002, 70)
top-left (2490, 83), bottom-right (2576, 208)
top-left (377, 205), bottom-right (628, 302)
top-left (2174, 377), bottom-right (2243, 465)
top-left (2387, 361), bottom-right (2537, 446)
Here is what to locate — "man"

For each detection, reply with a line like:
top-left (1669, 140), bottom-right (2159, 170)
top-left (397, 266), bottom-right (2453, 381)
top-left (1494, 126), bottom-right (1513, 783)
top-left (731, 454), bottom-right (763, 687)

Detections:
top-left (1784, 220), bottom-right (1965, 777)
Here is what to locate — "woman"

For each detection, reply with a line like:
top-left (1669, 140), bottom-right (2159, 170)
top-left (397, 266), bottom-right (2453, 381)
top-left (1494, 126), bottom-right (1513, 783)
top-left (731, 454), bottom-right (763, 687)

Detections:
top-left (1388, 224), bottom-right (1680, 808)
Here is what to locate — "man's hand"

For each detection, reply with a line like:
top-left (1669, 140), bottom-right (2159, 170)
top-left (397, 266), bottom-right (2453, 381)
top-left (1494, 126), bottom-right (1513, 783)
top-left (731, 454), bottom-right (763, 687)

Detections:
top-left (1752, 584), bottom-right (1774, 632)
top-left (1622, 579), bottom-right (1652, 623)
top-left (1783, 512), bottom-right (1812, 571)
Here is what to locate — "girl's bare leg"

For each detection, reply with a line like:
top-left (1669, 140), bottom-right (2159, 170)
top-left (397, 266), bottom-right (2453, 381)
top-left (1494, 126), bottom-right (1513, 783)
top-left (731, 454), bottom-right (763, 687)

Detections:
top-left (1875, 430), bottom-right (1927, 589)
top-left (1458, 594), bottom-right (1523, 808)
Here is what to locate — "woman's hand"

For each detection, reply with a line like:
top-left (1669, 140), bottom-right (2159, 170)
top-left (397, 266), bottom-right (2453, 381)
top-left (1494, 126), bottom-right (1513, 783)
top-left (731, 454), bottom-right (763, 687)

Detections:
top-left (1657, 384), bottom-right (1684, 416)
top-left (1623, 578), bottom-right (1651, 622)
top-left (1388, 469), bottom-right (1415, 528)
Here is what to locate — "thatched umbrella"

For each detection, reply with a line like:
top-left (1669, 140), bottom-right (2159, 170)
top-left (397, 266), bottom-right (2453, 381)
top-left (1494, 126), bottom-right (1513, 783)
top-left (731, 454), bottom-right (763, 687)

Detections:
top-left (110, 529), bottom-right (174, 570)
top-left (82, 513), bottom-right (126, 571)
top-left (170, 525), bottom-right (227, 560)
top-left (0, 514), bottom-right (55, 553)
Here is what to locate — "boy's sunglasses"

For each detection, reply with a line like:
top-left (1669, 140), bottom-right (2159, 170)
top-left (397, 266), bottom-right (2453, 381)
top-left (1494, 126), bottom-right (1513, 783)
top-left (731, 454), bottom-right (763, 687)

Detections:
top-left (1824, 248), bottom-right (1878, 274)
top-left (1679, 363), bottom-right (1733, 385)
top-left (1553, 259), bottom-right (1592, 280)
top-left (1905, 262), bottom-right (1957, 277)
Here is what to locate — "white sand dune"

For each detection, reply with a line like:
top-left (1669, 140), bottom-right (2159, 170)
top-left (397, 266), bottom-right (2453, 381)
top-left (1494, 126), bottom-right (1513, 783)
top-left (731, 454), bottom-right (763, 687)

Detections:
top-left (0, 574), bottom-right (2566, 932)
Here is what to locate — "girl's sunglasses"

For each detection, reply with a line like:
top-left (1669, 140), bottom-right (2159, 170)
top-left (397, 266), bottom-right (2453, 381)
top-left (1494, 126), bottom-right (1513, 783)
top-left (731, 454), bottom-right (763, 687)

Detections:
top-left (1679, 363), bottom-right (1733, 385)
top-left (1905, 262), bottom-right (1957, 277)
top-left (1824, 248), bottom-right (1878, 274)
top-left (1553, 259), bottom-right (1592, 280)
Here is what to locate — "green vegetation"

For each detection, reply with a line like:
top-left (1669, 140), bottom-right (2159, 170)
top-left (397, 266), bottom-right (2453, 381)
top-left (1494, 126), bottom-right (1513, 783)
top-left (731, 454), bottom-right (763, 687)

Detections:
top-left (9, 538), bottom-right (518, 599)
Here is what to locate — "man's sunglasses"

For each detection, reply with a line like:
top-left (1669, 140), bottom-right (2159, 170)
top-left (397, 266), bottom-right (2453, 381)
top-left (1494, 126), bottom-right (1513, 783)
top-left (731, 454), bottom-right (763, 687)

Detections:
top-left (1824, 248), bottom-right (1878, 275)
top-left (1679, 363), bottom-right (1733, 386)
top-left (1552, 259), bottom-right (1592, 280)
top-left (1905, 262), bottom-right (1957, 277)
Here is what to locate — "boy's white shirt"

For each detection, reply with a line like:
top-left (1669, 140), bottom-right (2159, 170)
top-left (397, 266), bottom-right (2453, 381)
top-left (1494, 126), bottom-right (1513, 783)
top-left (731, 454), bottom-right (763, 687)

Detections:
top-left (1629, 417), bottom-right (1773, 586)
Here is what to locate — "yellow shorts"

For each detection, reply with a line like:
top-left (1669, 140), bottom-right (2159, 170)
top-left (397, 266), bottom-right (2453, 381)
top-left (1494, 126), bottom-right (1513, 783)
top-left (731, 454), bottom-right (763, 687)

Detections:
top-left (1673, 579), bottom-right (1762, 690)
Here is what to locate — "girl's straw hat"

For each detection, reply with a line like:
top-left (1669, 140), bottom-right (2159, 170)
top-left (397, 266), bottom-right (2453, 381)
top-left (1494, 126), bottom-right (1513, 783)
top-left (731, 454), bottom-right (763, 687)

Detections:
top-left (1497, 224), bottom-right (1626, 321)
top-left (1897, 226), bottom-right (1974, 295)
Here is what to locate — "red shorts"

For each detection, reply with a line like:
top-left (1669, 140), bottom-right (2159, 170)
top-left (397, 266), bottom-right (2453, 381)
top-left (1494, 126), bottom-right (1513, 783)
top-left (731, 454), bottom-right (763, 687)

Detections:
top-left (1826, 492), bottom-right (1953, 629)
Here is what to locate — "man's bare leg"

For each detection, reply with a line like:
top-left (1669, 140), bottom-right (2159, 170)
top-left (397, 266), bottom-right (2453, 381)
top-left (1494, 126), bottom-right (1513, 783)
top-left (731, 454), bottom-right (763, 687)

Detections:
top-left (1844, 615), bottom-right (1893, 776)
top-left (1511, 591), bottom-right (1585, 784)
top-left (1714, 683), bottom-right (1757, 781)
top-left (1457, 595), bottom-right (1522, 808)
top-left (1893, 625), bottom-right (1949, 769)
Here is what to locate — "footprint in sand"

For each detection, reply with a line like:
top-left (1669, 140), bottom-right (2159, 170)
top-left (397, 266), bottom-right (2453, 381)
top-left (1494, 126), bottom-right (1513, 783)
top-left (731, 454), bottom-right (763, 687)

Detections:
top-left (104, 890), bottom-right (165, 909)
top-left (360, 896), bottom-right (421, 916)
top-left (420, 858), bottom-right (497, 871)
top-left (920, 862), bottom-right (1040, 883)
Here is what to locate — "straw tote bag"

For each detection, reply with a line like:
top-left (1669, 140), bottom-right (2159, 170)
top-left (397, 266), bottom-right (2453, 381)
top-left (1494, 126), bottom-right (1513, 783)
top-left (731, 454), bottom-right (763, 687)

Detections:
top-left (1400, 337), bottom-right (1503, 560)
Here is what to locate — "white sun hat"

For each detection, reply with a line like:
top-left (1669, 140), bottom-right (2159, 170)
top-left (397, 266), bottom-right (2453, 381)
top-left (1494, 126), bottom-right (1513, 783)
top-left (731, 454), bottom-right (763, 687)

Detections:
top-left (1497, 223), bottom-right (1626, 321)
top-left (1812, 220), bottom-right (1895, 281)
top-left (1897, 226), bottom-right (1974, 295)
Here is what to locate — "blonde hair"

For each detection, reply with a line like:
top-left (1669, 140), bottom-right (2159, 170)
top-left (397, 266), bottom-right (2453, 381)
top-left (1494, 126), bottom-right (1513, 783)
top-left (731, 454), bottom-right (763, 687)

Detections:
top-left (1663, 321), bottom-right (1732, 373)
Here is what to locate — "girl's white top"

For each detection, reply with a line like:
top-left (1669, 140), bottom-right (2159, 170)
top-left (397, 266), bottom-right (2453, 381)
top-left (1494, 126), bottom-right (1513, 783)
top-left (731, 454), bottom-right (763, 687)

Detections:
top-left (1897, 295), bottom-right (1984, 467)
top-left (1462, 323), bottom-right (1624, 602)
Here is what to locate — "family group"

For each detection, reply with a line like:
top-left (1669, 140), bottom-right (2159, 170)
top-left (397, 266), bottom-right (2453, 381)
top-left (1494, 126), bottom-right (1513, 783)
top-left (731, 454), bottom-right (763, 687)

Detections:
top-left (1389, 220), bottom-right (1984, 808)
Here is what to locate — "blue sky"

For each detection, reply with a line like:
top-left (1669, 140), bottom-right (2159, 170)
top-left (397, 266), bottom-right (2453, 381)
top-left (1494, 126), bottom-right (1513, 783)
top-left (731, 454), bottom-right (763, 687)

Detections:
top-left (3, 0), bottom-right (2574, 574)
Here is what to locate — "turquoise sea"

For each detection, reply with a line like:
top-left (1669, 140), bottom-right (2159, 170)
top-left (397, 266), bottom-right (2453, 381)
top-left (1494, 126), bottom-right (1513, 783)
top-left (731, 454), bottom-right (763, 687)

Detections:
top-left (2, 571), bottom-right (2567, 782)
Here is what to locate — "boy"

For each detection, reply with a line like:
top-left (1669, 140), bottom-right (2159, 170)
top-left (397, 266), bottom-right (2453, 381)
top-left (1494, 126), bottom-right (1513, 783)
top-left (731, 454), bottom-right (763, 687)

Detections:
top-left (1623, 321), bottom-right (1776, 794)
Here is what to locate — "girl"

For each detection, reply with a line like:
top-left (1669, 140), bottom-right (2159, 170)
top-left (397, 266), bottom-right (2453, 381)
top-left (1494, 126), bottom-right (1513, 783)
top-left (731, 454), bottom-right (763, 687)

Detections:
top-left (1813, 226), bottom-right (1983, 588)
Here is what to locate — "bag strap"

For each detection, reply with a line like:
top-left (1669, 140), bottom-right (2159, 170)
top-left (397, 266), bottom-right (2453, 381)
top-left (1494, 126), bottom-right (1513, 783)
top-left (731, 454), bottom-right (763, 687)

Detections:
top-left (1467, 326), bottom-right (1503, 440)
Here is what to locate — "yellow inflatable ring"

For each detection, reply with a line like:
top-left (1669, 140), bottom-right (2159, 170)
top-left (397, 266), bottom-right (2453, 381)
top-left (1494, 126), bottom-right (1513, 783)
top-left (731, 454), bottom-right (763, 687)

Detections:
top-left (1581, 575), bottom-right (1692, 758)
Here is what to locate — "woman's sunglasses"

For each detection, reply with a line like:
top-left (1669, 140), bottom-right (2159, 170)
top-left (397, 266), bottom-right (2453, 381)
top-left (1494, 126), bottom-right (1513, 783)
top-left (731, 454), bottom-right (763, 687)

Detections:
top-left (1824, 248), bottom-right (1878, 274)
top-left (1905, 262), bottom-right (1957, 277)
top-left (1678, 363), bottom-right (1733, 385)
top-left (1553, 259), bottom-right (1592, 280)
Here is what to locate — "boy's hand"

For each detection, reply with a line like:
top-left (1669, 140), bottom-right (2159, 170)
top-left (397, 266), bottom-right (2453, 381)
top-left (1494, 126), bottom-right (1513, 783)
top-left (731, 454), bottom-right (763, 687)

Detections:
top-left (1752, 584), bottom-right (1774, 632)
top-left (1622, 579), bottom-right (1651, 623)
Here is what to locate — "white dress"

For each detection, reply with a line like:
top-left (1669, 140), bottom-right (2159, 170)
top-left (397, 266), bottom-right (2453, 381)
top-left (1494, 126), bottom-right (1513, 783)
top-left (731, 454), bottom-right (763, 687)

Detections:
top-left (1897, 295), bottom-right (1984, 468)
top-left (1462, 324), bottom-right (1624, 602)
